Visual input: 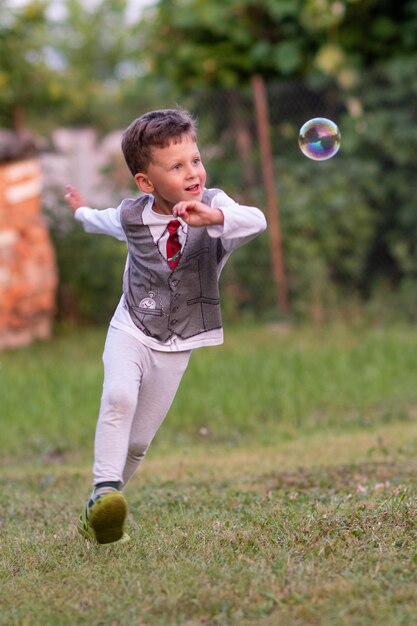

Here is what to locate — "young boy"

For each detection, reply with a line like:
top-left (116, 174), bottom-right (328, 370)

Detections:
top-left (65, 108), bottom-right (266, 544)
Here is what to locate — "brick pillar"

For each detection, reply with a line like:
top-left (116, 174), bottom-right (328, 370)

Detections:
top-left (0, 158), bottom-right (57, 349)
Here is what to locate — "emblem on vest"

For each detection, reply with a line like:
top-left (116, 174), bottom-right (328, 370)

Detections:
top-left (139, 291), bottom-right (156, 309)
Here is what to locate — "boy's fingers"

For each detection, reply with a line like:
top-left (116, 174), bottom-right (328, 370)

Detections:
top-left (173, 202), bottom-right (189, 217)
top-left (173, 201), bottom-right (188, 211)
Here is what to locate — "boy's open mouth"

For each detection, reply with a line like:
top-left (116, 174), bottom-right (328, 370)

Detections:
top-left (185, 183), bottom-right (200, 192)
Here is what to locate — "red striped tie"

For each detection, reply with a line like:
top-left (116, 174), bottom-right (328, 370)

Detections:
top-left (166, 220), bottom-right (182, 270)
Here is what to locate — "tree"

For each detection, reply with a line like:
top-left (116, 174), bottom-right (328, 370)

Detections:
top-left (0, 0), bottom-right (61, 132)
top-left (141, 0), bottom-right (309, 87)
top-left (50, 0), bottom-right (136, 131)
top-left (0, 0), bottom-right (154, 134)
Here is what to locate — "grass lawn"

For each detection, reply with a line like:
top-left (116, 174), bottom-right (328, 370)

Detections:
top-left (1, 324), bottom-right (417, 625)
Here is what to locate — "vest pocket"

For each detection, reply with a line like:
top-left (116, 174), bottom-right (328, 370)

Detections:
top-left (187, 296), bottom-right (220, 306)
top-left (130, 305), bottom-right (163, 317)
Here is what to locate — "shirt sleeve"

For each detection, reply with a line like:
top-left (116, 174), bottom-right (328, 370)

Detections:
top-left (74, 203), bottom-right (126, 242)
top-left (206, 191), bottom-right (267, 252)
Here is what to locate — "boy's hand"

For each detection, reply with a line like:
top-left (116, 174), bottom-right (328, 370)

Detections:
top-left (173, 201), bottom-right (224, 227)
top-left (64, 185), bottom-right (86, 213)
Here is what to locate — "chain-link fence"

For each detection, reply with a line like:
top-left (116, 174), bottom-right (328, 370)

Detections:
top-left (188, 67), bottom-right (417, 323)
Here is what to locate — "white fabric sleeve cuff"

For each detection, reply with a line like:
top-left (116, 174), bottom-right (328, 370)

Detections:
top-left (206, 191), bottom-right (267, 242)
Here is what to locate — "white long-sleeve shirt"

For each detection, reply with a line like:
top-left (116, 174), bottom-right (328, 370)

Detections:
top-left (75, 190), bottom-right (266, 351)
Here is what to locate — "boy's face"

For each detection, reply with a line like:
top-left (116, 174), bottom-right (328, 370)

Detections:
top-left (135, 133), bottom-right (206, 214)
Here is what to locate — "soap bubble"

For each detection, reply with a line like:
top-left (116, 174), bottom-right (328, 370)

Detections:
top-left (298, 118), bottom-right (341, 161)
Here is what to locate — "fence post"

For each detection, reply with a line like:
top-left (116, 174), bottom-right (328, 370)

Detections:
top-left (252, 74), bottom-right (289, 315)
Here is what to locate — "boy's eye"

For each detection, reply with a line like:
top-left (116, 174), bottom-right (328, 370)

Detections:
top-left (193, 158), bottom-right (201, 164)
top-left (173, 164), bottom-right (181, 170)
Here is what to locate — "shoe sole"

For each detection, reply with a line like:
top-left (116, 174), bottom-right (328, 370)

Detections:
top-left (77, 517), bottom-right (95, 541)
top-left (77, 518), bottom-right (131, 545)
top-left (89, 493), bottom-right (128, 544)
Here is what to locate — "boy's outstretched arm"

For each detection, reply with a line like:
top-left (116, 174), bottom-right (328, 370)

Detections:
top-left (176, 191), bottom-right (267, 252)
top-left (64, 184), bottom-right (126, 241)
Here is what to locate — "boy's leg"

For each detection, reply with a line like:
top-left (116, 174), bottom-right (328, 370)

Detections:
top-left (121, 348), bottom-right (191, 486)
top-left (93, 326), bottom-right (148, 485)
top-left (79, 326), bottom-right (147, 544)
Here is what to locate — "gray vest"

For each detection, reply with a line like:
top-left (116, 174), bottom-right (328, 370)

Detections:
top-left (120, 189), bottom-right (227, 342)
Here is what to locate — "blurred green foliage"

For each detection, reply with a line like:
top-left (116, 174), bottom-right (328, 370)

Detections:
top-left (348, 56), bottom-right (417, 315)
top-left (142, 0), bottom-right (416, 87)
top-left (0, 0), bottom-right (60, 130)
top-left (52, 225), bottom-right (126, 324)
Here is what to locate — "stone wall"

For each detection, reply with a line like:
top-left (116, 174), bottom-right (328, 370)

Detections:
top-left (0, 158), bottom-right (57, 349)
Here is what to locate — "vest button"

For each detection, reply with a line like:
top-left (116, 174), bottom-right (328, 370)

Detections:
top-left (171, 279), bottom-right (179, 287)
top-left (171, 319), bottom-right (178, 325)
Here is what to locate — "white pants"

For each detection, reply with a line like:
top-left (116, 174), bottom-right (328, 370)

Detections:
top-left (93, 326), bottom-right (191, 487)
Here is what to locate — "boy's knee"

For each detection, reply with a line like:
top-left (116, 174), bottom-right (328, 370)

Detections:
top-left (128, 439), bottom-right (149, 461)
top-left (101, 387), bottom-right (136, 417)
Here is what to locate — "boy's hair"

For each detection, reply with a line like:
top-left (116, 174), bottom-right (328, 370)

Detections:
top-left (122, 108), bottom-right (198, 176)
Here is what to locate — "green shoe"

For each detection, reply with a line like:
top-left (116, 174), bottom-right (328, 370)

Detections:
top-left (77, 492), bottom-right (129, 545)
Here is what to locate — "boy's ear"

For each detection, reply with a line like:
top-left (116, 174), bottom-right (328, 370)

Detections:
top-left (134, 172), bottom-right (154, 194)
